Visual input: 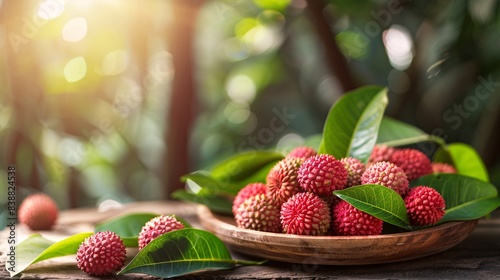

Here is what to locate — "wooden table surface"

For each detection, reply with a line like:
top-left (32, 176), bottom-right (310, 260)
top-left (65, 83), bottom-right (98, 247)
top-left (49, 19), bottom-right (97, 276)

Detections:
top-left (1, 200), bottom-right (499, 279)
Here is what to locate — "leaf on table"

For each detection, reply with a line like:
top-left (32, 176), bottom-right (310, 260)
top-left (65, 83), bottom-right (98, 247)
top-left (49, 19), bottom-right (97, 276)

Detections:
top-left (210, 150), bottom-right (284, 188)
top-left (376, 117), bottom-right (433, 146)
top-left (318, 86), bottom-right (388, 163)
top-left (9, 232), bottom-right (93, 277)
top-left (119, 228), bottom-right (263, 278)
top-left (433, 143), bottom-right (489, 182)
top-left (411, 174), bottom-right (498, 223)
top-left (94, 212), bottom-right (191, 247)
top-left (333, 185), bottom-right (410, 229)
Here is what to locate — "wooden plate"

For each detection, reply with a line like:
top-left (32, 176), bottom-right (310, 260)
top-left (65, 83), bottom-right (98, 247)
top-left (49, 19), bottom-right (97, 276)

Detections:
top-left (197, 205), bottom-right (478, 265)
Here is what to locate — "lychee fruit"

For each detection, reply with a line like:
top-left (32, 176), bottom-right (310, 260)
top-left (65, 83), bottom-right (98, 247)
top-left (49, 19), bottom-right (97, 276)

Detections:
top-left (138, 215), bottom-right (185, 249)
top-left (280, 192), bottom-right (331, 236)
top-left (367, 145), bottom-right (396, 165)
top-left (18, 193), bottom-right (59, 230)
top-left (389, 149), bottom-right (433, 181)
top-left (404, 186), bottom-right (446, 227)
top-left (266, 157), bottom-right (303, 204)
top-left (331, 200), bottom-right (383, 236)
top-left (361, 161), bottom-right (409, 197)
top-left (298, 154), bottom-right (348, 196)
top-left (234, 194), bottom-right (281, 233)
top-left (286, 146), bottom-right (317, 160)
top-left (76, 231), bottom-right (126, 276)
top-left (432, 162), bottom-right (456, 174)
top-left (340, 157), bottom-right (366, 188)
top-left (232, 183), bottom-right (268, 215)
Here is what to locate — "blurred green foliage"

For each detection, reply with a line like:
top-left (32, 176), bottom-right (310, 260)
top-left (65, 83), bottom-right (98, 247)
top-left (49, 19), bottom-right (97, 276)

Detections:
top-left (1, 0), bottom-right (500, 230)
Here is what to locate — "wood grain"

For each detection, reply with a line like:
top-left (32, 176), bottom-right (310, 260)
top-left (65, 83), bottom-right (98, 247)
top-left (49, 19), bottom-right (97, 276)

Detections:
top-left (197, 205), bottom-right (478, 265)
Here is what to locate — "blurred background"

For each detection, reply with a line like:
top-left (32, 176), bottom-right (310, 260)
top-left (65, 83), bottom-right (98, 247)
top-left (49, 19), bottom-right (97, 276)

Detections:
top-left (1, 0), bottom-right (499, 229)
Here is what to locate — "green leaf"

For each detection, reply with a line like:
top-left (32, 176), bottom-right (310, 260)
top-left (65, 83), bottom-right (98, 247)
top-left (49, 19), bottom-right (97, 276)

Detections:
top-left (303, 134), bottom-right (323, 150)
top-left (333, 185), bottom-right (410, 229)
top-left (231, 160), bottom-right (276, 187)
top-left (172, 190), bottom-right (233, 215)
top-left (119, 228), bottom-right (262, 278)
top-left (9, 232), bottom-right (93, 276)
top-left (434, 143), bottom-right (489, 182)
top-left (376, 117), bottom-right (436, 146)
top-left (411, 174), bottom-right (498, 223)
top-left (181, 171), bottom-right (240, 196)
top-left (319, 86), bottom-right (388, 163)
top-left (210, 150), bottom-right (284, 185)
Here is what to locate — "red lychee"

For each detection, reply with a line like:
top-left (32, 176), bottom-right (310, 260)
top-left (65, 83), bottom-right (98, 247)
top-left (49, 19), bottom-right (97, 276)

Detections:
top-left (340, 157), bottom-right (366, 188)
top-left (404, 186), bottom-right (446, 226)
top-left (18, 193), bottom-right (59, 230)
top-left (280, 192), bottom-right (331, 236)
top-left (361, 161), bottom-right (409, 197)
top-left (266, 157), bottom-right (303, 205)
top-left (389, 149), bottom-right (433, 181)
top-left (432, 162), bottom-right (457, 174)
top-left (286, 146), bottom-right (317, 160)
top-left (298, 154), bottom-right (348, 196)
top-left (367, 145), bottom-right (397, 165)
top-left (232, 183), bottom-right (268, 215)
top-left (138, 215), bottom-right (185, 249)
top-left (76, 231), bottom-right (126, 276)
top-left (234, 194), bottom-right (281, 233)
top-left (331, 200), bottom-right (383, 236)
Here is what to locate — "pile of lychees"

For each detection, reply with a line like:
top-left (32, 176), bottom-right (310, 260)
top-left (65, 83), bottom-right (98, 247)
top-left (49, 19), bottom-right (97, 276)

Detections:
top-left (233, 145), bottom-right (455, 236)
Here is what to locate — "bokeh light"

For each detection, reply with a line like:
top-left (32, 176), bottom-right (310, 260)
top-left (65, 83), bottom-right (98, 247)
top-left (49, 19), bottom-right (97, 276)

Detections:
top-left (383, 25), bottom-right (414, 70)
top-left (225, 75), bottom-right (257, 103)
top-left (62, 17), bottom-right (88, 42)
top-left (100, 49), bottom-right (129, 76)
top-left (64, 56), bottom-right (87, 82)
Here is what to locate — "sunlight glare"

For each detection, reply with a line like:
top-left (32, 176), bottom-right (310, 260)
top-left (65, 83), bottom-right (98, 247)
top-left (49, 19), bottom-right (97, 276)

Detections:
top-left (226, 75), bottom-right (256, 103)
top-left (62, 17), bottom-right (88, 42)
top-left (64, 56), bottom-right (87, 82)
top-left (383, 25), bottom-right (414, 70)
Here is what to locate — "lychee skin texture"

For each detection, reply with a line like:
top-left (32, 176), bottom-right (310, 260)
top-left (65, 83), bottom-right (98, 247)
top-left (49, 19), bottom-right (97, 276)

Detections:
top-left (235, 194), bottom-right (281, 233)
top-left (266, 157), bottom-right (304, 204)
top-left (18, 193), bottom-right (59, 230)
top-left (368, 145), bottom-right (396, 165)
top-left (432, 162), bottom-right (457, 174)
top-left (404, 186), bottom-right (446, 226)
top-left (280, 192), bottom-right (331, 236)
top-left (298, 154), bottom-right (348, 196)
top-left (76, 231), bottom-right (126, 276)
top-left (138, 215), bottom-right (185, 249)
top-left (332, 200), bottom-right (383, 236)
top-left (340, 157), bottom-right (366, 188)
top-left (286, 146), bottom-right (317, 160)
top-left (390, 149), bottom-right (433, 181)
top-left (361, 161), bottom-right (409, 197)
top-left (232, 183), bottom-right (268, 215)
